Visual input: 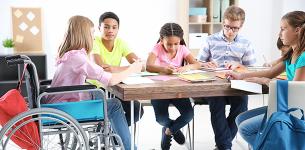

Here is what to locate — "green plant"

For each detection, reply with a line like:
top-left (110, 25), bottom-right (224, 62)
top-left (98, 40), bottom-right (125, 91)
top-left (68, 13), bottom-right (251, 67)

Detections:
top-left (2, 38), bottom-right (15, 48)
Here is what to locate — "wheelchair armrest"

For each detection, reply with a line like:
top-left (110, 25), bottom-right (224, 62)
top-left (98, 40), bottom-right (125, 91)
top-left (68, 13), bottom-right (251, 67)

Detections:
top-left (43, 85), bottom-right (97, 93)
top-left (40, 79), bottom-right (52, 86)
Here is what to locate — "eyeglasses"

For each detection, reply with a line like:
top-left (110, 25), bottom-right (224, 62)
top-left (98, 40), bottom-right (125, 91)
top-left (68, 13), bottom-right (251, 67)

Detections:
top-left (223, 25), bottom-right (240, 32)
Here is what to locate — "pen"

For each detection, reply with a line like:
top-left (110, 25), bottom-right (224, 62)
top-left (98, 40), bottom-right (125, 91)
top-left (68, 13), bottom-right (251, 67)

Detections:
top-left (262, 55), bottom-right (267, 64)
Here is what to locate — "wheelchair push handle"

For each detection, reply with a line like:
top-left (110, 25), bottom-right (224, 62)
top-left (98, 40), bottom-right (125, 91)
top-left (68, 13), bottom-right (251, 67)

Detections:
top-left (5, 55), bottom-right (21, 61)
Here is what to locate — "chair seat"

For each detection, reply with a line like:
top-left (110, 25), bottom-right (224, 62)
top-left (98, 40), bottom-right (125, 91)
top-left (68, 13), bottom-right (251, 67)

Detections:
top-left (41, 100), bottom-right (104, 123)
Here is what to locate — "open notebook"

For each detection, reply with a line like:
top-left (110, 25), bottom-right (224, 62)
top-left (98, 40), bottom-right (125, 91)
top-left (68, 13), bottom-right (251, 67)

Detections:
top-left (178, 73), bottom-right (215, 83)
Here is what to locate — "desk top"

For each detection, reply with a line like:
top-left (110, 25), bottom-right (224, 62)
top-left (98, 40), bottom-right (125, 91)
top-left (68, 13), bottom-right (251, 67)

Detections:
top-left (108, 75), bottom-right (268, 101)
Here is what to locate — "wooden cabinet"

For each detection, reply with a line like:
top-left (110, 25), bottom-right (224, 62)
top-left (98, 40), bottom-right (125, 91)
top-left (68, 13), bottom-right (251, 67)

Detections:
top-left (177, 0), bottom-right (238, 56)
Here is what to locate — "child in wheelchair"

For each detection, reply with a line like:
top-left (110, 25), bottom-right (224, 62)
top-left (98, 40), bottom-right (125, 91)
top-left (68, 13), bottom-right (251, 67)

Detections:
top-left (43, 15), bottom-right (142, 150)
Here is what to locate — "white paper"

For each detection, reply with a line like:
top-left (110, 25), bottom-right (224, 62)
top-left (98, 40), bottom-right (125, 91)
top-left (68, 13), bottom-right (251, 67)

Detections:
top-left (230, 80), bottom-right (262, 93)
top-left (122, 76), bottom-right (154, 85)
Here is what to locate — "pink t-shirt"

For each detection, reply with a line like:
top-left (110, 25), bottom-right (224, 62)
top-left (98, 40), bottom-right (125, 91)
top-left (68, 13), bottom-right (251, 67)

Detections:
top-left (45, 49), bottom-right (112, 103)
top-left (151, 43), bottom-right (190, 67)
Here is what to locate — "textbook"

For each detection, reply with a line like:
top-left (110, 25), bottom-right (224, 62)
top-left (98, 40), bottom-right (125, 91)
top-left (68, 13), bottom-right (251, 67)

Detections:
top-left (230, 80), bottom-right (262, 94)
top-left (178, 73), bottom-right (215, 83)
top-left (172, 69), bottom-right (206, 75)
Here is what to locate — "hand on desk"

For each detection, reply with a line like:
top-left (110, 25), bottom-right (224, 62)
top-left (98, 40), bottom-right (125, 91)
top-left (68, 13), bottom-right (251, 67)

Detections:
top-left (201, 61), bottom-right (218, 69)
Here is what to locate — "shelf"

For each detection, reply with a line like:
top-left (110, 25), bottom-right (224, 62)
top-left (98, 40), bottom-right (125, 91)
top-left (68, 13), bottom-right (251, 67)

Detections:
top-left (189, 22), bottom-right (222, 25)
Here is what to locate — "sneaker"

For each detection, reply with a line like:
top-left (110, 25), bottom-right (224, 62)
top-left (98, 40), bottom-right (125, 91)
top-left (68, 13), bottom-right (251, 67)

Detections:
top-left (173, 129), bottom-right (185, 144)
top-left (161, 127), bottom-right (172, 150)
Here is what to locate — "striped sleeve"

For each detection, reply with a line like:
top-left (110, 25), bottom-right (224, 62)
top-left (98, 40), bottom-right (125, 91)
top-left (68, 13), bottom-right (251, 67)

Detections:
top-left (241, 42), bottom-right (256, 66)
top-left (196, 39), bottom-right (210, 62)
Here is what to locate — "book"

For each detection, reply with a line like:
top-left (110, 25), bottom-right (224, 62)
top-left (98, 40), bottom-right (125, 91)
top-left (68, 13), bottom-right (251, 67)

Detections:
top-left (172, 69), bottom-right (206, 75)
top-left (178, 73), bottom-right (215, 83)
top-left (230, 80), bottom-right (262, 93)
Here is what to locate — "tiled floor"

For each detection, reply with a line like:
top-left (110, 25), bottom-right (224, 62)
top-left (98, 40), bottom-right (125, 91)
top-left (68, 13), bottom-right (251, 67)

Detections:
top-left (135, 95), bottom-right (268, 150)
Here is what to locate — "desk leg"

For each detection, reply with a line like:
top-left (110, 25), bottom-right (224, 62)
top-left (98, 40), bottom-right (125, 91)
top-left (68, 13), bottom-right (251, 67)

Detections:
top-left (131, 100), bottom-right (134, 150)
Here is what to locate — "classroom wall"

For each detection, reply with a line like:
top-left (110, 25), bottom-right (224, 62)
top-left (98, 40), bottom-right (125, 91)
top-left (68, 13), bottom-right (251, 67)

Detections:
top-left (1, 0), bottom-right (305, 79)
top-left (0, 0), bottom-right (178, 78)
top-left (239, 0), bottom-right (305, 65)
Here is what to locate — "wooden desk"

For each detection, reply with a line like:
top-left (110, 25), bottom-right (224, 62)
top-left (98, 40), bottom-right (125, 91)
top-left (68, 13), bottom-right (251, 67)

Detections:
top-left (107, 76), bottom-right (268, 150)
top-left (109, 77), bottom-right (268, 101)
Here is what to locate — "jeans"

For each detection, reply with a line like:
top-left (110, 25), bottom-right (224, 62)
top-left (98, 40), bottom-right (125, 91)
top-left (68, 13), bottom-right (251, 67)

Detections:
top-left (151, 98), bottom-right (194, 134)
top-left (93, 92), bottom-right (136, 150)
top-left (119, 99), bottom-right (144, 126)
top-left (101, 88), bottom-right (144, 126)
top-left (236, 106), bottom-right (266, 147)
top-left (207, 96), bottom-right (248, 150)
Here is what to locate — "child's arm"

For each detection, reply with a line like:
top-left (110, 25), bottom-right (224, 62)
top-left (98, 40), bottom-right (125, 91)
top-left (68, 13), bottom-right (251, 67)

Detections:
top-left (85, 56), bottom-right (141, 86)
top-left (91, 53), bottom-right (129, 73)
top-left (126, 52), bottom-right (139, 63)
top-left (226, 61), bottom-right (285, 80)
top-left (108, 60), bottom-right (142, 85)
top-left (146, 52), bottom-right (175, 74)
top-left (126, 52), bottom-right (145, 71)
top-left (175, 54), bottom-right (201, 72)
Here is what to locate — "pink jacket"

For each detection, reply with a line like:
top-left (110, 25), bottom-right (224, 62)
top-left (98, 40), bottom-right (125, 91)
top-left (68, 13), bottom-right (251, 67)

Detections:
top-left (45, 49), bottom-right (112, 103)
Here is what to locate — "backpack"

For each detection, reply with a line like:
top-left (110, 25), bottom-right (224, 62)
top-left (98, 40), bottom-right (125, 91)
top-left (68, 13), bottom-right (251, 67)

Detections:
top-left (253, 80), bottom-right (305, 150)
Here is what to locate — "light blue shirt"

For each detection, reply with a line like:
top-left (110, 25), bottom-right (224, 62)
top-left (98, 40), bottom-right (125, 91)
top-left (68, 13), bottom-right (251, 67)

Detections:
top-left (197, 31), bottom-right (256, 67)
top-left (285, 52), bottom-right (305, 81)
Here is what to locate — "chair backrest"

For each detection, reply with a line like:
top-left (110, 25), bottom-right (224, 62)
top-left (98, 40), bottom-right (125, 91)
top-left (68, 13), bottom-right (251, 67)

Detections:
top-left (267, 80), bottom-right (305, 118)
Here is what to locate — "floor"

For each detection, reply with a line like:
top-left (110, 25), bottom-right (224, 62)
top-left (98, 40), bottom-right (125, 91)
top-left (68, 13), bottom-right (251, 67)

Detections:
top-left (135, 95), bottom-right (268, 150)
top-left (1, 95), bottom-right (267, 150)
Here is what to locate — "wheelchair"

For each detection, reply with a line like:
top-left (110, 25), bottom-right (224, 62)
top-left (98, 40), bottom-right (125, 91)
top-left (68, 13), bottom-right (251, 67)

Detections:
top-left (0, 55), bottom-right (124, 150)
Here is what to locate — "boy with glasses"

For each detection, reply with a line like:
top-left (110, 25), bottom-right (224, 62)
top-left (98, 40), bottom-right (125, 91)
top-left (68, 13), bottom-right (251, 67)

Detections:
top-left (197, 6), bottom-right (256, 150)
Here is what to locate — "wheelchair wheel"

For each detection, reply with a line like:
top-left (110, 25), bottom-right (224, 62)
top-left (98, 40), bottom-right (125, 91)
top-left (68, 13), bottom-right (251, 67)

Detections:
top-left (0, 108), bottom-right (89, 150)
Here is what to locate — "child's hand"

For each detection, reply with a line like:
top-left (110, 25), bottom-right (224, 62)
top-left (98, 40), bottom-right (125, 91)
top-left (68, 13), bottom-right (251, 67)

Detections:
top-left (130, 59), bottom-right (142, 73)
top-left (175, 66), bottom-right (190, 73)
top-left (225, 62), bottom-right (246, 70)
top-left (162, 66), bottom-right (176, 74)
top-left (201, 61), bottom-right (218, 68)
top-left (225, 71), bottom-right (243, 80)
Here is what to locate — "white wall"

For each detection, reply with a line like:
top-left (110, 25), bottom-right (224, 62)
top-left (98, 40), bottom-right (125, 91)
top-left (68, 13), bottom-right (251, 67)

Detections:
top-left (0, 0), bottom-right (178, 78)
top-left (239, 0), bottom-right (305, 65)
top-left (1, 0), bottom-right (305, 78)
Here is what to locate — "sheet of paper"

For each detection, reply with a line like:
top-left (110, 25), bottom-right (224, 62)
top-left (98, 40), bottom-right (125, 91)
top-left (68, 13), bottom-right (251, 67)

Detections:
top-left (129, 72), bottom-right (159, 77)
top-left (148, 75), bottom-right (178, 81)
top-left (122, 76), bottom-right (154, 85)
top-left (230, 80), bottom-right (262, 93)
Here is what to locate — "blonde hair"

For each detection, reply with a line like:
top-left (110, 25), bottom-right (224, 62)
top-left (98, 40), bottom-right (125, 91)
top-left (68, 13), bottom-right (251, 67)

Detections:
top-left (58, 15), bottom-right (94, 58)
top-left (223, 5), bottom-right (245, 25)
